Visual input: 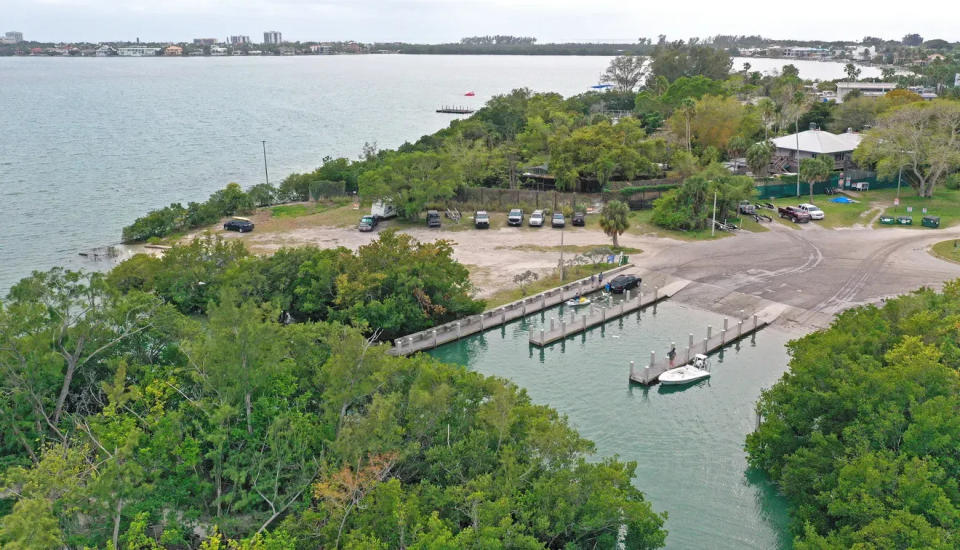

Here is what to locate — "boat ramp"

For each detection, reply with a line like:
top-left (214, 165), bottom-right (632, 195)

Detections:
top-left (390, 265), bottom-right (635, 356)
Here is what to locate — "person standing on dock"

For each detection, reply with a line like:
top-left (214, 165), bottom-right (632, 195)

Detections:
top-left (598, 271), bottom-right (603, 284)
top-left (668, 345), bottom-right (677, 366)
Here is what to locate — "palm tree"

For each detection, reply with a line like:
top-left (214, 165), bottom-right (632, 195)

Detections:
top-left (746, 141), bottom-right (773, 179)
top-left (599, 200), bottom-right (631, 248)
top-left (678, 98), bottom-right (697, 153)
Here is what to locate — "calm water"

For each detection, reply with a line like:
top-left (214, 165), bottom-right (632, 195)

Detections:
top-left (1, 55), bottom-right (875, 293)
top-left (430, 299), bottom-right (793, 549)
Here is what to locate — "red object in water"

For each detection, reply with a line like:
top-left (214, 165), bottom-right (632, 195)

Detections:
top-left (464, 91), bottom-right (476, 96)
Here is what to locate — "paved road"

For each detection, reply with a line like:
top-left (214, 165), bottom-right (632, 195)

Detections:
top-left (637, 223), bottom-right (960, 331)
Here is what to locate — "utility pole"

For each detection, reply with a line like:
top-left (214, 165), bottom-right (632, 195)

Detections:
top-left (895, 150), bottom-right (904, 211)
top-left (261, 140), bottom-right (270, 186)
top-left (795, 115), bottom-right (801, 197)
top-left (711, 191), bottom-right (718, 237)
top-left (559, 228), bottom-right (565, 281)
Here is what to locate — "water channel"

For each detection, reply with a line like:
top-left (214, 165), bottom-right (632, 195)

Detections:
top-left (429, 296), bottom-right (794, 549)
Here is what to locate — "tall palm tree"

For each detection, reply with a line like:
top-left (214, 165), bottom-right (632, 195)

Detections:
top-left (599, 200), bottom-right (631, 248)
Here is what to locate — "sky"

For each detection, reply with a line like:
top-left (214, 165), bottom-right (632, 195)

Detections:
top-left (6, 0), bottom-right (960, 44)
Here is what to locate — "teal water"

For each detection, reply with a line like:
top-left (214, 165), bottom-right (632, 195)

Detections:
top-left (429, 298), bottom-right (793, 549)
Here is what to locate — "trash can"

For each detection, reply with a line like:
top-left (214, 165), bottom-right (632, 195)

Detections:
top-left (619, 255), bottom-right (629, 266)
top-left (897, 216), bottom-right (913, 225)
top-left (922, 215), bottom-right (941, 228)
top-left (879, 216), bottom-right (896, 225)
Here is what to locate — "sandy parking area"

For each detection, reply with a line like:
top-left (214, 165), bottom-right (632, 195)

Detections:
top-left (212, 208), bottom-right (960, 331)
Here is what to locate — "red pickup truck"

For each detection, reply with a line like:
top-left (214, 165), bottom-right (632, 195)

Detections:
top-left (777, 205), bottom-right (811, 223)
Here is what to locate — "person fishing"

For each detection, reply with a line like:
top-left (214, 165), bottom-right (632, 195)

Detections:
top-left (668, 344), bottom-right (677, 366)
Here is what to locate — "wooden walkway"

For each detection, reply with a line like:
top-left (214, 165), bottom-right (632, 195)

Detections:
top-left (528, 280), bottom-right (690, 346)
top-left (390, 265), bottom-right (634, 356)
top-left (628, 305), bottom-right (785, 385)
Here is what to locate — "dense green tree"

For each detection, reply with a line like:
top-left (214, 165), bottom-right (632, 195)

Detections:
top-left (358, 151), bottom-right (462, 219)
top-left (799, 156), bottom-right (833, 200)
top-left (746, 141), bottom-right (773, 178)
top-left (600, 54), bottom-right (649, 92)
top-left (648, 42), bottom-right (732, 83)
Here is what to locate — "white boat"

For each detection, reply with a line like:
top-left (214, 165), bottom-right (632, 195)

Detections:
top-left (659, 354), bottom-right (711, 386)
top-left (565, 297), bottom-right (591, 307)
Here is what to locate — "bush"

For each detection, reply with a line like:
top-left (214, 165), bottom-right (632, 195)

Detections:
top-left (945, 173), bottom-right (960, 190)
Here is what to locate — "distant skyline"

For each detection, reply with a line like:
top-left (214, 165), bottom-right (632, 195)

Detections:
top-left (7, 0), bottom-right (960, 44)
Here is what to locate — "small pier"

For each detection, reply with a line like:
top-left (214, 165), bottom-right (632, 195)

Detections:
top-left (436, 106), bottom-right (475, 114)
top-left (528, 280), bottom-right (690, 347)
top-left (390, 265), bottom-right (635, 356)
top-left (628, 305), bottom-right (785, 385)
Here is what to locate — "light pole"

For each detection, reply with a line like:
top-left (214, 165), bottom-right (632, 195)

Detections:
top-left (261, 140), bottom-right (270, 186)
top-left (795, 115), bottom-right (801, 197)
top-left (711, 191), bottom-right (718, 237)
top-left (559, 227), bottom-right (565, 281)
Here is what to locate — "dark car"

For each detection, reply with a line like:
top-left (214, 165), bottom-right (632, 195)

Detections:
top-left (608, 274), bottom-right (640, 294)
top-left (224, 218), bottom-right (254, 232)
top-left (572, 212), bottom-right (585, 226)
top-left (426, 210), bottom-right (441, 228)
top-left (507, 208), bottom-right (524, 226)
top-left (552, 212), bottom-right (565, 228)
top-left (474, 210), bottom-right (490, 228)
top-left (358, 215), bottom-right (377, 232)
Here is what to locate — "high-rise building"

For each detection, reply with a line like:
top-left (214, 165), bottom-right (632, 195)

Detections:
top-left (229, 35), bottom-right (251, 45)
top-left (263, 31), bottom-right (282, 45)
top-left (2, 31), bottom-right (23, 44)
top-left (193, 38), bottom-right (217, 46)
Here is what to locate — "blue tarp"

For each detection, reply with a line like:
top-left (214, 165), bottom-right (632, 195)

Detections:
top-left (830, 196), bottom-right (855, 203)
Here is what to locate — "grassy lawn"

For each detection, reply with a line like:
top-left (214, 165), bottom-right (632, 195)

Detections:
top-left (931, 239), bottom-right (960, 264)
top-left (768, 196), bottom-right (873, 229)
top-left (484, 263), bottom-right (617, 308)
top-left (868, 188), bottom-right (960, 230)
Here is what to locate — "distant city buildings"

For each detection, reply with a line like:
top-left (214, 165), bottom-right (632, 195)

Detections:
top-left (210, 46), bottom-right (227, 56)
top-left (164, 45), bottom-right (183, 56)
top-left (1, 31), bottom-right (23, 44)
top-left (193, 38), bottom-right (217, 46)
top-left (95, 45), bottom-right (117, 57)
top-left (263, 31), bottom-right (282, 45)
top-left (310, 44), bottom-right (333, 54)
top-left (118, 46), bottom-right (160, 57)
top-left (229, 35), bottom-right (250, 45)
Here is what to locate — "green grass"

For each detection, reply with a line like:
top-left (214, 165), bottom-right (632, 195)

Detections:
top-left (868, 188), bottom-right (960, 230)
top-left (931, 239), bottom-right (960, 264)
top-left (768, 196), bottom-right (873, 229)
top-left (484, 263), bottom-right (616, 308)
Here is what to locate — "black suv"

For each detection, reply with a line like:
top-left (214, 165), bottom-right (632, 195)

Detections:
top-left (608, 274), bottom-right (640, 294)
top-left (426, 210), bottom-right (441, 228)
top-left (224, 219), bottom-right (254, 232)
top-left (572, 212), bottom-right (585, 226)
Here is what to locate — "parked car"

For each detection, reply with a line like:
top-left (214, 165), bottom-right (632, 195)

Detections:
top-left (426, 210), bottom-right (441, 228)
top-left (608, 274), bottom-right (640, 294)
top-left (797, 203), bottom-right (825, 220)
top-left (474, 210), bottom-right (489, 229)
top-left (529, 210), bottom-right (544, 227)
top-left (777, 205), bottom-right (811, 223)
top-left (507, 208), bottom-right (524, 226)
top-left (572, 212), bottom-right (585, 226)
top-left (224, 217), bottom-right (254, 232)
top-left (358, 215), bottom-right (377, 232)
top-left (552, 212), bottom-right (565, 228)
top-left (738, 200), bottom-right (756, 215)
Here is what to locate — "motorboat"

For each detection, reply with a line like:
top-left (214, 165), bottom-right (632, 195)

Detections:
top-left (659, 354), bottom-right (711, 386)
top-left (565, 296), bottom-right (591, 307)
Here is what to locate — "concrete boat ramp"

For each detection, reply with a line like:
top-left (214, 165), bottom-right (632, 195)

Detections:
top-left (628, 302), bottom-right (789, 386)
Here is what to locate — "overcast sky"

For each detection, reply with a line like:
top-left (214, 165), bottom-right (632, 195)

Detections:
top-left (7, 0), bottom-right (959, 44)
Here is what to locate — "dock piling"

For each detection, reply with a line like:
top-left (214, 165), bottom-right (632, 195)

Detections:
top-left (540, 328), bottom-right (544, 342)
top-left (480, 314), bottom-right (484, 331)
top-left (703, 337), bottom-right (708, 354)
top-left (753, 314), bottom-right (758, 331)
top-left (432, 330), bottom-right (437, 348)
top-left (738, 320), bottom-right (743, 339)
top-left (582, 315), bottom-right (587, 331)
top-left (650, 350), bottom-right (655, 368)
top-left (501, 308), bottom-right (506, 325)
top-left (655, 286), bottom-right (659, 301)
top-left (721, 328), bottom-right (726, 345)
top-left (630, 360), bottom-right (636, 380)
top-left (707, 325), bottom-right (712, 340)
top-left (457, 322), bottom-right (461, 340)
top-left (723, 318), bottom-right (728, 332)
top-left (626, 289), bottom-right (631, 301)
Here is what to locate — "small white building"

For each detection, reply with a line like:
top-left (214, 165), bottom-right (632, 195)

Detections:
top-left (835, 81), bottom-right (897, 102)
top-left (95, 45), bottom-right (117, 57)
top-left (117, 46), bottom-right (160, 57)
top-left (771, 129), bottom-right (863, 170)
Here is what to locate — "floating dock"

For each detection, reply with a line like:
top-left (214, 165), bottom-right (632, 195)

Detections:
top-left (390, 265), bottom-right (635, 356)
top-left (528, 280), bottom-right (690, 346)
top-left (628, 304), bottom-right (785, 385)
top-left (436, 106), bottom-right (475, 114)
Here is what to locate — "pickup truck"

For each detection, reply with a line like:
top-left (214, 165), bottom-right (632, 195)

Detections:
top-left (778, 205), bottom-right (811, 223)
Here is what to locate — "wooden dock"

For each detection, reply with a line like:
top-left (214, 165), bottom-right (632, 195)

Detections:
top-left (390, 265), bottom-right (635, 356)
top-left (436, 106), bottom-right (475, 114)
top-left (528, 280), bottom-right (690, 347)
top-left (628, 304), bottom-right (785, 385)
